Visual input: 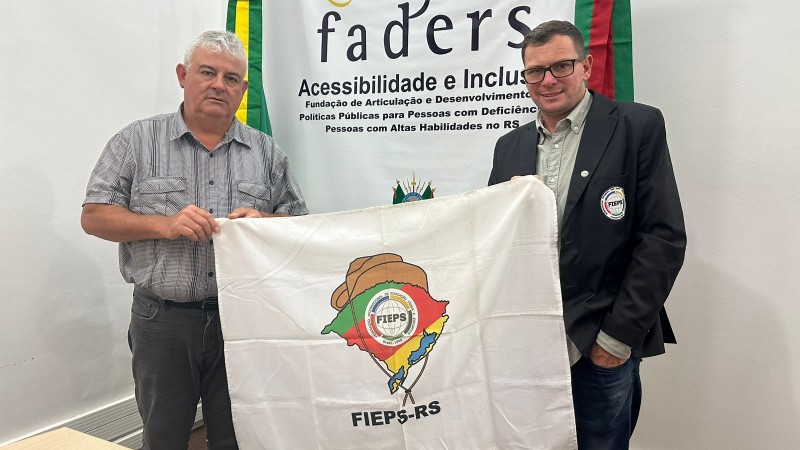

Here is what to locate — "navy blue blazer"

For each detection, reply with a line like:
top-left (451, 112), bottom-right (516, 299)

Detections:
top-left (488, 91), bottom-right (686, 358)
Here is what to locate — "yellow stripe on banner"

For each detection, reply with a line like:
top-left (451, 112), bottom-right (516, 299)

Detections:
top-left (234, 1), bottom-right (250, 124)
top-left (383, 315), bottom-right (449, 375)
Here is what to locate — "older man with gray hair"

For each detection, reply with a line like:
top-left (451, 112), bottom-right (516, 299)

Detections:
top-left (82, 30), bottom-right (308, 449)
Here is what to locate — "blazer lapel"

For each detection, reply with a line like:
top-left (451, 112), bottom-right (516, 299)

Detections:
top-left (520, 121), bottom-right (540, 175)
top-left (562, 93), bottom-right (618, 225)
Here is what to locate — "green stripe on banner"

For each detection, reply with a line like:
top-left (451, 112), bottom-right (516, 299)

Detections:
top-left (246, 2), bottom-right (272, 135)
top-left (226, 0), bottom-right (273, 136)
top-left (574, 0), bottom-right (594, 58)
top-left (226, 0), bottom-right (237, 31)
top-left (611, 0), bottom-right (633, 101)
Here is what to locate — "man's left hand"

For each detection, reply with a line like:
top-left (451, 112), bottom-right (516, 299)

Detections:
top-left (590, 343), bottom-right (627, 368)
top-left (228, 208), bottom-right (291, 219)
top-left (228, 208), bottom-right (264, 219)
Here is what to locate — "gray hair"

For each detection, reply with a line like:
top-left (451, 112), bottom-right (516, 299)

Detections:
top-left (183, 30), bottom-right (247, 70)
top-left (521, 20), bottom-right (586, 61)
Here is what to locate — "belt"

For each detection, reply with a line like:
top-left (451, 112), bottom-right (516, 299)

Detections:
top-left (134, 285), bottom-right (218, 310)
top-left (163, 298), bottom-right (218, 310)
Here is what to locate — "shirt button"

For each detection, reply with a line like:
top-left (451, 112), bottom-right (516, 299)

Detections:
top-left (554, 144), bottom-right (560, 149)
top-left (209, 153), bottom-right (214, 158)
top-left (573, 127), bottom-right (579, 132)
top-left (209, 180), bottom-right (214, 185)
top-left (208, 208), bottom-right (214, 214)
top-left (208, 272), bottom-right (214, 277)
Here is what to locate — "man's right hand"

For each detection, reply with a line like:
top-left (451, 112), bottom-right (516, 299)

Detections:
top-left (589, 342), bottom-right (627, 368)
top-left (81, 203), bottom-right (219, 243)
top-left (163, 205), bottom-right (219, 241)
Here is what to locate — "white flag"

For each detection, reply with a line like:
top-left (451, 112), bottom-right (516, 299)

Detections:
top-left (214, 177), bottom-right (577, 449)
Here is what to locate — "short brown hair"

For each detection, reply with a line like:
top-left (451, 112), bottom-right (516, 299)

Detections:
top-left (521, 20), bottom-right (586, 61)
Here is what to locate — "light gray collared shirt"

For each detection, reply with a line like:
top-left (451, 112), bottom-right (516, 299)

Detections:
top-left (84, 105), bottom-right (308, 301)
top-left (535, 89), bottom-right (592, 228)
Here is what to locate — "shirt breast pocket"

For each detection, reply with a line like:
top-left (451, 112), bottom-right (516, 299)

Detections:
top-left (136, 177), bottom-right (187, 216)
top-left (237, 182), bottom-right (272, 213)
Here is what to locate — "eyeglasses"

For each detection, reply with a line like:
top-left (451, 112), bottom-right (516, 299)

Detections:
top-left (522, 59), bottom-right (581, 84)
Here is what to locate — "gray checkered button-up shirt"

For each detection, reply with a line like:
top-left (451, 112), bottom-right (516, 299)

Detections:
top-left (84, 105), bottom-right (308, 301)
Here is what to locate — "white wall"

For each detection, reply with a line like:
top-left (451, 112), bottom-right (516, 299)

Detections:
top-left (630, 0), bottom-right (800, 448)
top-left (0, 0), bottom-right (225, 444)
top-left (1, 0), bottom-right (799, 447)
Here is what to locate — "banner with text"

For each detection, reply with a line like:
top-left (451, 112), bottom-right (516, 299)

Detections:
top-left (262, 0), bottom-right (574, 212)
top-left (214, 177), bottom-right (576, 449)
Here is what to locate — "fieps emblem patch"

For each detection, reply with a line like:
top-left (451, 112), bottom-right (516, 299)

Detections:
top-left (600, 186), bottom-right (626, 220)
top-left (366, 288), bottom-right (418, 347)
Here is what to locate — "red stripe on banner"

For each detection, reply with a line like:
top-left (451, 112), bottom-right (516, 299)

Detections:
top-left (587, 0), bottom-right (615, 99)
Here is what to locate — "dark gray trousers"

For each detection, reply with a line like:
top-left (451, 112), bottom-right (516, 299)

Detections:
top-left (129, 290), bottom-right (238, 450)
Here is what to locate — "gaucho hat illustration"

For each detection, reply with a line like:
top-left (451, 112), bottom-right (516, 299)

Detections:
top-left (330, 253), bottom-right (428, 311)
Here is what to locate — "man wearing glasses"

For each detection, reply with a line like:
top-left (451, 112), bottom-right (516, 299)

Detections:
top-left (488, 20), bottom-right (686, 449)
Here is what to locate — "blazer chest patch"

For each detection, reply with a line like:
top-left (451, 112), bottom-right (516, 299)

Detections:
top-left (600, 187), bottom-right (626, 220)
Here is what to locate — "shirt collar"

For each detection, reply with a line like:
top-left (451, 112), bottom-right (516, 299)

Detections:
top-left (169, 104), bottom-right (192, 141)
top-left (535, 89), bottom-right (593, 136)
top-left (169, 103), bottom-right (252, 149)
top-left (225, 116), bottom-right (252, 148)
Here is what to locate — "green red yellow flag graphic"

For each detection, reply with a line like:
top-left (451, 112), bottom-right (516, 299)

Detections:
top-left (226, 0), bottom-right (272, 135)
top-left (322, 281), bottom-right (449, 395)
top-left (575, 0), bottom-right (633, 101)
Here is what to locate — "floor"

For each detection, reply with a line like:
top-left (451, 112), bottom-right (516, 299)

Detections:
top-left (188, 425), bottom-right (206, 450)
